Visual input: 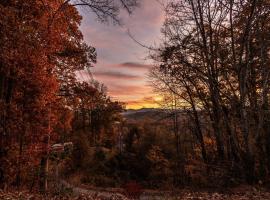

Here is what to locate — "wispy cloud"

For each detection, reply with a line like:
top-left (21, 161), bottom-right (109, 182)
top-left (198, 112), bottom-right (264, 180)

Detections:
top-left (108, 83), bottom-right (151, 96)
top-left (120, 62), bottom-right (152, 70)
top-left (79, 0), bottom-right (164, 108)
top-left (93, 71), bottom-right (142, 80)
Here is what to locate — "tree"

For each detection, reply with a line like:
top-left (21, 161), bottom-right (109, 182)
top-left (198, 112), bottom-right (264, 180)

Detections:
top-left (0, 0), bottom-right (138, 189)
top-left (151, 0), bottom-right (270, 183)
top-left (72, 81), bottom-right (124, 146)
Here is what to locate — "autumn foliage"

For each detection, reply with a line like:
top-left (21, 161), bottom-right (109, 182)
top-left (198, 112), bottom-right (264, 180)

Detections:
top-left (0, 0), bottom-right (119, 189)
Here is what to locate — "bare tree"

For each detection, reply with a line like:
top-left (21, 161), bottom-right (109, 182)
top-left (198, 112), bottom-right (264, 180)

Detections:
top-left (150, 0), bottom-right (270, 183)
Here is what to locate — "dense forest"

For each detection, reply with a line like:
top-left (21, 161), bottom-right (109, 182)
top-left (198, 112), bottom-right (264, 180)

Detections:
top-left (0, 0), bottom-right (270, 199)
top-left (0, 0), bottom-right (135, 191)
top-left (150, 0), bottom-right (270, 185)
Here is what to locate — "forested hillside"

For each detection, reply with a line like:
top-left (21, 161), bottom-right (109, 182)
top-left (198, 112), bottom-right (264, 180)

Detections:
top-left (0, 0), bottom-right (136, 192)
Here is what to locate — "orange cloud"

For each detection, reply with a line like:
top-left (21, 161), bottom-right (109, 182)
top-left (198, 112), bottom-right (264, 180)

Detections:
top-left (125, 95), bottom-right (163, 109)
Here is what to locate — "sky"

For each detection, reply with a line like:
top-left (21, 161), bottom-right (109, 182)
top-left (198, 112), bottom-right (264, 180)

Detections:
top-left (78, 0), bottom-right (165, 109)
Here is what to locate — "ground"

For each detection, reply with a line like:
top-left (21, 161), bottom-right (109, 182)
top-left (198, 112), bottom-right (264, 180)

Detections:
top-left (1, 185), bottom-right (270, 200)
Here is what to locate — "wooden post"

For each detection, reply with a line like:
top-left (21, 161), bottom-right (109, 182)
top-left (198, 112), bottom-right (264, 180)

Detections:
top-left (39, 105), bottom-right (51, 193)
top-left (44, 105), bottom-right (51, 192)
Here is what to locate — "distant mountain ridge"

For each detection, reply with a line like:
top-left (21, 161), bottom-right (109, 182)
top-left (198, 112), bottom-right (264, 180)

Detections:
top-left (122, 108), bottom-right (168, 121)
top-left (123, 108), bottom-right (191, 122)
top-left (123, 108), bottom-right (160, 115)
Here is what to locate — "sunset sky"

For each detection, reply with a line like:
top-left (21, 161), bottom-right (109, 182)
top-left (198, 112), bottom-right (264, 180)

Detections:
top-left (79, 0), bottom-right (165, 109)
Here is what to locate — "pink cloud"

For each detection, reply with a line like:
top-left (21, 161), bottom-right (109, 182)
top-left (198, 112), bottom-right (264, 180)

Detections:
top-left (93, 71), bottom-right (142, 80)
top-left (120, 62), bottom-right (153, 70)
top-left (79, 0), bottom-right (164, 108)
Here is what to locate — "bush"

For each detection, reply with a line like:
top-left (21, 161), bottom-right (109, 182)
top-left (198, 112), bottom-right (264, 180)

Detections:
top-left (123, 181), bottom-right (143, 199)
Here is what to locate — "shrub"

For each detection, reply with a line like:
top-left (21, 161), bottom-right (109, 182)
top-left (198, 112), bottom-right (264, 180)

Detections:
top-left (123, 181), bottom-right (143, 199)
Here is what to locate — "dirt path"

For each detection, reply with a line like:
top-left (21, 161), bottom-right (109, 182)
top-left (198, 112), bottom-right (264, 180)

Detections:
top-left (61, 180), bottom-right (177, 199)
top-left (61, 180), bottom-right (128, 199)
top-left (60, 180), bottom-right (270, 200)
